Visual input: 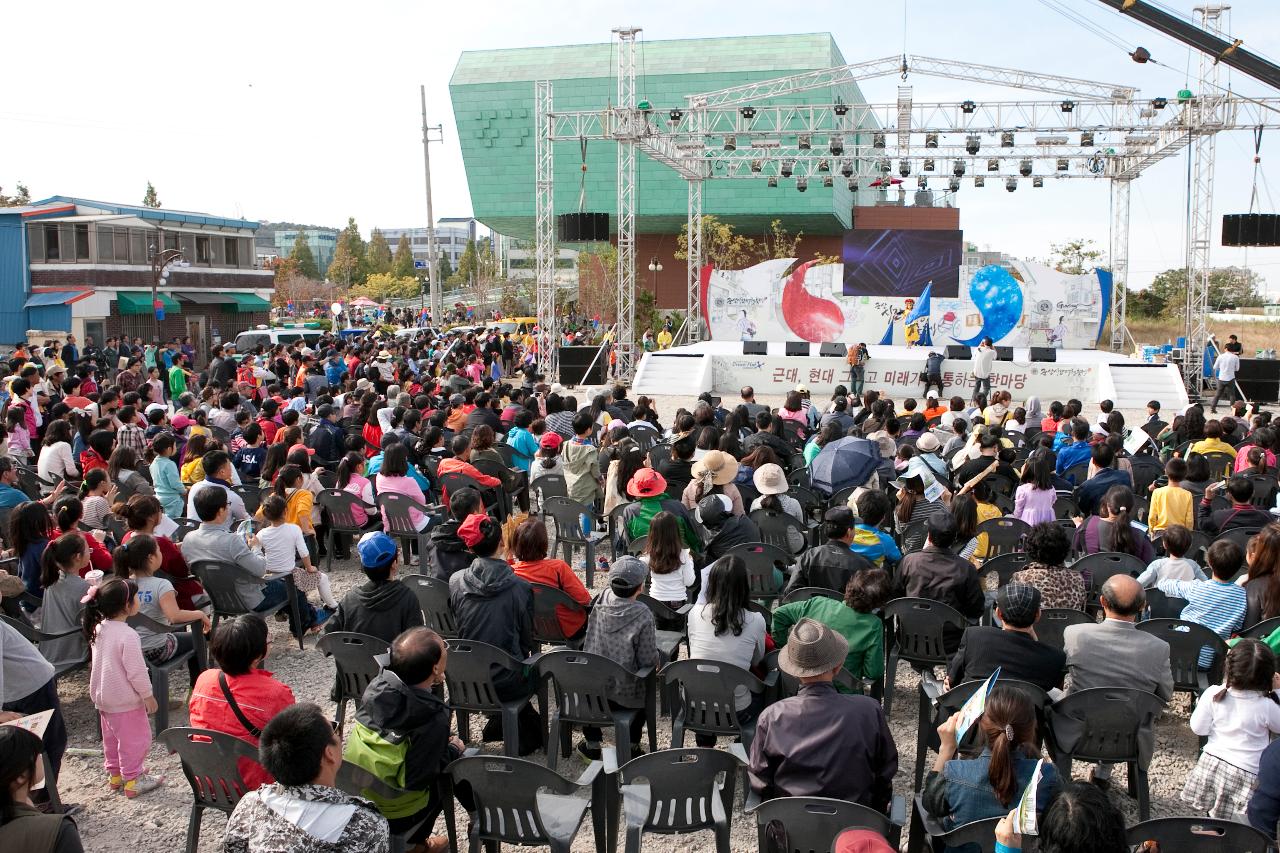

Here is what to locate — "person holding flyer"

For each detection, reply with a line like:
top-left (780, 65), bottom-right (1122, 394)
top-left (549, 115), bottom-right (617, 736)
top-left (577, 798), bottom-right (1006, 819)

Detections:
top-left (921, 684), bottom-right (1060, 830)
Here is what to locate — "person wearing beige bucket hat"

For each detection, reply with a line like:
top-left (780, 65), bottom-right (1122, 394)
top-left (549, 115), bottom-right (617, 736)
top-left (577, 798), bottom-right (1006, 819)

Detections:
top-left (682, 449), bottom-right (745, 516)
top-left (749, 462), bottom-right (806, 553)
top-left (748, 618), bottom-right (898, 806)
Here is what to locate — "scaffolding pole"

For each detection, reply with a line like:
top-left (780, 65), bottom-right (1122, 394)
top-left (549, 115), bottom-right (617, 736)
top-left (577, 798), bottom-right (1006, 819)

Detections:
top-left (686, 179), bottom-right (703, 341)
top-left (614, 26), bottom-right (640, 378)
top-left (1109, 178), bottom-right (1134, 352)
top-left (534, 79), bottom-right (558, 381)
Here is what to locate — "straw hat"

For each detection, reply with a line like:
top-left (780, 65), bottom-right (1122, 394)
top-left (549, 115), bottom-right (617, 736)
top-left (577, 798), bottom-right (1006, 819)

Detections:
top-left (691, 450), bottom-right (740, 486)
top-left (752, 462), bottom-right (788, 495)
top-left (778, 618), bottom-right (849, 678)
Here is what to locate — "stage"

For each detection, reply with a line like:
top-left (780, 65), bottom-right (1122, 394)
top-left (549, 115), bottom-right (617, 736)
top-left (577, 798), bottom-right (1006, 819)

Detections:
top-left (631, 342), bottom-right (1190, 410)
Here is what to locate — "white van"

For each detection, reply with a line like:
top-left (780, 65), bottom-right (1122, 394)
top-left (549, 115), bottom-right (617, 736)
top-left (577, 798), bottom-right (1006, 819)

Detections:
top-left (233, 326), bottom-right (325, 352)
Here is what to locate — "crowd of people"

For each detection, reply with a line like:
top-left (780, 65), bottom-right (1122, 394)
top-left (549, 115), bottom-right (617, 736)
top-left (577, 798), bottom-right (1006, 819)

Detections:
top-left (0, 319), bottom-right (1279, 852)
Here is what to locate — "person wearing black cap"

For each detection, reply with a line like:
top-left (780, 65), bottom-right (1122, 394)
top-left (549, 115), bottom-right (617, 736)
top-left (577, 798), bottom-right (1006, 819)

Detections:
top-left (696, 493), bottom-right (760, 563)
top-left (893, 515), bottom-right (984, 652)
top-left (782, 507), bottom-right (875, 597)
top-left (307, 403), bottom-right (346, 470)
top-left (945, 581), bottom-right (1066, 692)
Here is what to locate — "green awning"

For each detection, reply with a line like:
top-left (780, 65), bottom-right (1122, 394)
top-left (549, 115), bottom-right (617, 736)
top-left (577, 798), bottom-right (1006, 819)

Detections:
top-left (116, 292), bottom-right (181, 315)
top-left (225, 292), bottom-right (272, 312)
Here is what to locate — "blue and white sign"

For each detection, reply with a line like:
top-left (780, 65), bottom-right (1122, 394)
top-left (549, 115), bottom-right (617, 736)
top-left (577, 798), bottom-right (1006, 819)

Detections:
top-left (413, 260), bottom-right (427, 270)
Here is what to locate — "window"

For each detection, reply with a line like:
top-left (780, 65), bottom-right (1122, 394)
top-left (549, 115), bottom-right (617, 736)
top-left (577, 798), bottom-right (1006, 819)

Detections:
top-left (195, 236), bottom-right (211, 264)
top-left (113, 228), bottom-right (130, 263)
top-left (164, 232), bottom-right (179, 251)
top-left (224, 237), bottom-right (239, 266)
top-left (74, 224), bottom-right (89, 261)
top-left (43, 224), bottom-right (60, 261)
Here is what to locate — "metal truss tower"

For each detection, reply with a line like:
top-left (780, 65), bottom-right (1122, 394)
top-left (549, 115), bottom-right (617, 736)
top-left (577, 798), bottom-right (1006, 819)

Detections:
top-left (1110, 178), bottom-right (1133, 352)
top-left (687, 179), bottom-right (704, 342)
top-left (534, 80), bottom-right (558, 381)
top-left (613, 26), bottom-right (641, 378)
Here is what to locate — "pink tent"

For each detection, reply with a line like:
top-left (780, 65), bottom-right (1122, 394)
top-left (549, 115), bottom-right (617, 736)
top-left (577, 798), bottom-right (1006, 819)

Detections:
top-left (349, 296), bottom-right (381, 308)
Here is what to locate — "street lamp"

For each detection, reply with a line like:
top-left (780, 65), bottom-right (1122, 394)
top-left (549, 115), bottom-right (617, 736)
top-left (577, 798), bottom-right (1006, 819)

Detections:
top-left (648, 257), bottom-right (663, 290)
top-left (150, 232), bottom-right (185, 345)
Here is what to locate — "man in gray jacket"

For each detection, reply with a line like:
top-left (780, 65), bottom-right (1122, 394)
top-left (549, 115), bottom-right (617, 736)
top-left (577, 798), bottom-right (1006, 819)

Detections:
top-left (1061, 574), bottom-right (1173, 788)
top-left (578, 556), bottom-right (658, 760)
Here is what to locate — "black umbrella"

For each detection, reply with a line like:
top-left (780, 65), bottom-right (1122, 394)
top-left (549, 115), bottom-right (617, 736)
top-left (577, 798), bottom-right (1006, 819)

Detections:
top-left (810, 436), bottom-right (881, 496)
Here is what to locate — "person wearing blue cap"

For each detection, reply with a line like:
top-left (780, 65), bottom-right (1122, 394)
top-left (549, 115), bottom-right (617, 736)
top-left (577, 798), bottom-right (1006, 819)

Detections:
top-left (325, 531), bottom-right (423, 644)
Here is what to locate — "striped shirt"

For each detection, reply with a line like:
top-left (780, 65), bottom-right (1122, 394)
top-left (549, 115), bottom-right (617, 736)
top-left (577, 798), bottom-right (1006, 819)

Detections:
top-left (1157, 577), bottom-right (1247, 668)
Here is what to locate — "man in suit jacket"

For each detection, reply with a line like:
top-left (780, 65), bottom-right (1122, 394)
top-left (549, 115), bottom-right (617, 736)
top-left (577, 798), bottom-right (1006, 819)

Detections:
top-left (947, 582), bottom-right (1065, 692)
top-left (1061, 574), bottom-right (1173, 788)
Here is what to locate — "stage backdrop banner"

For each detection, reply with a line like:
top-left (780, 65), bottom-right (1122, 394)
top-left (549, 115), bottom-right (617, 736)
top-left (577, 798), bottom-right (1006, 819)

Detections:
top-left (710, 354), bottom-right (1100, 401)
top-left (704, 257), bottom-right (1109, 349)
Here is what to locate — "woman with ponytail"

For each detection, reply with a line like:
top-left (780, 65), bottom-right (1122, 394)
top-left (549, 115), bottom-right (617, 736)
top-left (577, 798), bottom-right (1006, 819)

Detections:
top-left (112, 534), bottom-right (208, 684)
top-left (335, 451), bottom-right (376, 530)
top-left (923, 684), bottom-right (1059, 829)
top-left (10, 501), bottom-right (54, 603)
top-left (115, 495), bottom-right (205, 610)
top-left (51, 496), bottom-right (111, 574)
top-left (0, 726), bottom-right (84, 852)
top-left (37, 533), bottom-right (90, 673)
top-left (1072, 484), bottom-right (1156, 564)
top-left (83, 577), bottom-right (164, 799)
top-left (78, 469), bottom-right (115, 530)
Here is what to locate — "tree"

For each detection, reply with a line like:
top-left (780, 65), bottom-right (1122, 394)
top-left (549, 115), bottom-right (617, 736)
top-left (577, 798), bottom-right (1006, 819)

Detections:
top-left (142, 182), bottom-right (161, 209)
top-left (576, 245), bottom-right (618, 324)
top-left (1048, 238), bottom-right (1105, 275)
top-left (392, 234), bottom-right (416, 279)
top-left (349, 272), bottom-right (419, 303)
top-left (0, 183), bottom-right (30, 207)
top-left (366, 229), bottom-right (393, 276)
top-left (327, 217), bottom-right (368, 286)
top-left (289, 230), bottom-right (320, 280)
top-left (437, 255), bottom-right (454, 283)
top-left (1147, 266), bottom-right (1266, 316)
top-left (273, 271), bottom-right (338, 310)
top-left (675, 214), bottom-right (758, 270)
top-left (455, 239), bottom-right (480, 287)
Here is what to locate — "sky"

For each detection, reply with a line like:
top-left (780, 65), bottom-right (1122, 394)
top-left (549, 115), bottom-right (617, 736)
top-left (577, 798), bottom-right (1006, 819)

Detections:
top-left (4, 0), bottom-right (1280, 293)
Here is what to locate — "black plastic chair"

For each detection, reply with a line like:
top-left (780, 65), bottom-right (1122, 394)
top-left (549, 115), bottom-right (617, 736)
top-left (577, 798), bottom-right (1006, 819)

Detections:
top-left (1034, 608), bottom-right (1093, 651)
top-left (1129, 458), bottom-right (1166, 496)
top-left (531, 474), bottom-right (569, 518)
top-left (977, 552), bottom-right (1031, 625)
top-left (1242, 615), bottom-right (1280, 640)
top-left (401, 575), bottom-right (458, 638)
top-left (1136, 618), bottom-right (1229, 701)
top-left (1215, 526), bottom-right (1265, 556)
top-left (444, 638), bottom-right (540, 758)
top-left (1045, 687), bottom-right (1167, 821)
top-left (316, 632), bottom-right (391, 736)
top-left (881, 598), bottom-right (968, 718)
top-left (529, 582), bottom-right (589, 650)
top-left (230, 484), bottom-right (263, 517)
top-left (536, 649), bottom-right (656, 772)
top-left (629, 423), bottom-right (661, 452)
top-left (748, 795), bottom-right (904, 852)
top-left (724, 542), bottom-right (792, 604)
top-left (1199, 451), bottom-right (1236, 480)
top-left (376, 492), bottom-right (436, 566)
top-left (974, 517), bottom-right (1029, 558)
top-left (1062, 461), bottom-right (1089, 487)
top-left (748, 508), bottom-right (810, 556)
top-left (662, 658), bottom-right (777, 749)
top-left (607, 501), bottom-right (633, 560)
top-left (334, 759), bottom-right (428, 853)
top-left (1074, 551), bottom-right (1145, 599)
top-left (1144, 588), bottom-right (1188, 619)
top-left (318, 488), bottom-right (377, 572)
top-left (159, 727), bottom-right (262, 853)
top-left (471, 457), bottom-right (515, 521)
top-left (189, 559), bottom-right (305, 650)
top-left (778, 586), bottom-right (842, 606)
top-left (898, 520), bottom-right (929, 555)
top-left (626, 535), bottom-right (649, 557)
top-left (907, 794), bottom-right (1002, 853)
top-left (126, 612), bottom-right (203, 735)
top-left (638, 595), bottom-right (690, 716)
top-left (1125, 816), bottom-right (1274, 853)
top-left (1053, 493), bottom-right (1080, 520)
top-left (545, 496), bottom-right (606, 588)
top-left (0, 614), bottom-right (89, 678)
top-left (616, 746), bottom-right (746, 853)
top-left (170, 517), bottom-right (201, 542)
top-left (786, 485), bottom-right (824, 523)
top-left (445, 753), bottom-right (607, 853)
top-left (492, 442), bottom-right (518, 467)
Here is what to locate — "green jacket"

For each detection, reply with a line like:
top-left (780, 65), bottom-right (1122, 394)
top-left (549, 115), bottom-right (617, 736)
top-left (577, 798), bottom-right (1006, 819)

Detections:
top-left (771, 597), bottom-right (884, 690)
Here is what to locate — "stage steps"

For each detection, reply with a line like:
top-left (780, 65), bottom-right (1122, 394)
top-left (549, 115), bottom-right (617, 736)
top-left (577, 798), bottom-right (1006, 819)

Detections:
top-left (632, 351), bottom-right (713, 398)
top-left (1107, 363), bottom-right (1190, 412)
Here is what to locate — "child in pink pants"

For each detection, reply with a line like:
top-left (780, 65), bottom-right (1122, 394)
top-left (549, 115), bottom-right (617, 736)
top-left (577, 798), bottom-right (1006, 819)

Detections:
top-left (84, 574), bottom-right (164, 798)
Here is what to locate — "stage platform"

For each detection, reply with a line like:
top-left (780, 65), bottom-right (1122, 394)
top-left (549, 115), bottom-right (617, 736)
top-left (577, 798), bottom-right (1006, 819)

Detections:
top-left (631, 342), bottom-right (1190, 410)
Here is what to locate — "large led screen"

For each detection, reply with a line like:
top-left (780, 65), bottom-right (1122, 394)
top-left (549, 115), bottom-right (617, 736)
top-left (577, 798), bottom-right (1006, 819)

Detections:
top-left (842, 229), bottom-right (962, 297)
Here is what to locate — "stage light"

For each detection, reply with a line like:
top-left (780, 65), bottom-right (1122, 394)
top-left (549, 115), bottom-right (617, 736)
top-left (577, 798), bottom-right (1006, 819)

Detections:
top-left (750, 159), bottom-right (762, 173)
top-left (723, 135), bottom-right (736, 151)
top-left (1019, 159), bottom-right (1032, 176)
top-left (926, 133), bottom-right (939, 148)
top-left (966, 134), bottom-right (981, 155)
top-left (767, 176), bottom-right (777, 188)
top-left (740, 106), bottom-right (756, 120)
top-left (1151, 97), bottom-right (1168, 109)
top-left (879, 158), bottom-right (891, 173)
top-left (974, 175), bottom-right (986, 187)
top-left (1006, 177), bottom-right (1018, 192)
top-left (798, 134), bottom-right (811, 150)
top-left (668, 109), bottom-right (683, 123)
top-left (817, 159), bottom-right (830, 172)
top-left (780, 159), bottom-right (794, 178)
top-left (960, 100), bottom-right (976, 114)
top-left (1060, 100), bottom-right (1076, 113)
top-left (873, 132), bottom-right (886, 149)
top-left (1080, 131), bottom-right (1094, 147)
top-left (923, 158), bottom-right (935, 172)
top-left (949, 177), bottom-right (961, 192)
top-left (1001, 131), bottom-right (1014, 147)
top-left (833, 98), bottom-right (849, 116)
top-left (1057, 158), bottom-right (1069, 171)
top-left (830, 135), bottom-right (844, 155)
top-left (822, 176), bottom-right (833, 188)
top-left (847, 179), bottom-right (859, 191)
top-left (1033, 176), bottom-right (1044, 187)
top-left (899, 160), bottom-right (910, 177)
top-left (796, 178), bottom-right (808, 192)
top-left (840, 160), bottom-right (853, 178)
top-left (953, 160), bottom-right (966, 176)
top-left (987, 158), bottom-right (999, 172)
top-left (918, 176), bottom-right (928, 188)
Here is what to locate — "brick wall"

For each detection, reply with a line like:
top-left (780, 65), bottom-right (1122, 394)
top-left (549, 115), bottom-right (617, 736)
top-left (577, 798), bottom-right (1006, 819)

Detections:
top-left (851, 205), bottom-right (960, 231)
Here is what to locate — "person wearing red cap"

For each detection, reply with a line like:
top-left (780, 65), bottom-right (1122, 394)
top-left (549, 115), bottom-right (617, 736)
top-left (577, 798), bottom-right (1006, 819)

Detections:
top-left (833, 829), bottom-right (895, 853)
top-left (619, 467), bottom-right (701, 554)
top-left (527, 431), bottom-right (565, 486)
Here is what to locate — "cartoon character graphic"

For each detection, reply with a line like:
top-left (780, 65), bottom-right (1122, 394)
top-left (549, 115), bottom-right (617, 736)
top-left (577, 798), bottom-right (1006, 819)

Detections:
top-left (737, 309), bottom-right (758, 341)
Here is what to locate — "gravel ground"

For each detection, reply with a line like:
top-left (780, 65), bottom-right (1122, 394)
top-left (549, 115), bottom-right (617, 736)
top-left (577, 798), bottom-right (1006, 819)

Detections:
top-left (53, 391), bottom-right (1206, 853)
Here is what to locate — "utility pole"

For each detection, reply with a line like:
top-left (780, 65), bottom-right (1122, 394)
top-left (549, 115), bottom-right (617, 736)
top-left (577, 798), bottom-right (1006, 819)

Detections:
top-left (420, 85), bottom-right (445, 324)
